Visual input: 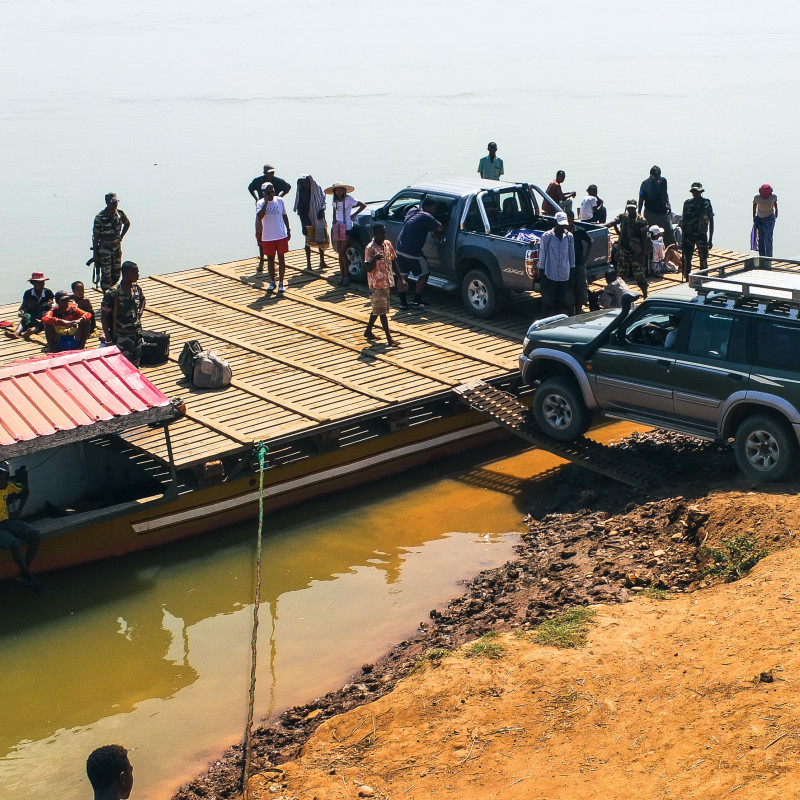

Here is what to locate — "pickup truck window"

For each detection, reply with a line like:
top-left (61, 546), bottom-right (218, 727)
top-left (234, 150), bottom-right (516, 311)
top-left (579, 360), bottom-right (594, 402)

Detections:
top-left (479, 188), bottom-right (531, 233)
top-left (386, 192), bottom-right (422, 222)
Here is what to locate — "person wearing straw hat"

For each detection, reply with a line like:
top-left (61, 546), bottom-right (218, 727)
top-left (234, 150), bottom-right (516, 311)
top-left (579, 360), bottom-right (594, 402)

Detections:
top-left (752, 183), bottom-right (778, 257)
top-left (325, 181), bottom-right (366, 286)
top-left (16, 271), bottom-right (54, 337)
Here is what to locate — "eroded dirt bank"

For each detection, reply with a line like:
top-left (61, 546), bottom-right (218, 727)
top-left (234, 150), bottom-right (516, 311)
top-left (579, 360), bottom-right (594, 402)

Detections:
top-left (173, 431), bottom-right (800, 800)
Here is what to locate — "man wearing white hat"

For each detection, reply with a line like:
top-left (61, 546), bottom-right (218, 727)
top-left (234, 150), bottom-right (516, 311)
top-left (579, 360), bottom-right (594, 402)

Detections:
top-left (538, 211), bottom-right (575, 316)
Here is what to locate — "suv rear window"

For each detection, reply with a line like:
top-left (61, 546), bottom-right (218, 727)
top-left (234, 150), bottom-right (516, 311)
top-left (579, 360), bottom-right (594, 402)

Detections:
top-left (753, 318), bottom-right (800, 370)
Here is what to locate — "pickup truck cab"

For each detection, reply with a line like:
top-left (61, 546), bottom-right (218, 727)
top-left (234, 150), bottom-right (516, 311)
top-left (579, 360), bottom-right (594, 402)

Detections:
top-left (348, 179), bottom-right (611, 318)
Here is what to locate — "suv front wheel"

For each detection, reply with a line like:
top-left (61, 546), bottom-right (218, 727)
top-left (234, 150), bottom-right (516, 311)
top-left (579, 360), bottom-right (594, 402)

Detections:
top-left (734, 414), bottom-right (798, 482)
top-left (533, 377), bottom-right (590, 441)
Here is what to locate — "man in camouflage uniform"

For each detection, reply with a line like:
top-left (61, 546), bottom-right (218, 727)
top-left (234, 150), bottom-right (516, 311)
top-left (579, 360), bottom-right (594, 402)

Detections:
top-left (608, 199), bottom-right (650, 298)
top-left (101, 261), bottom-right (145, 366)
top-left (92, 192), bottom-right (131, 292)
top-left (681, 182), bottom-right (714, 279)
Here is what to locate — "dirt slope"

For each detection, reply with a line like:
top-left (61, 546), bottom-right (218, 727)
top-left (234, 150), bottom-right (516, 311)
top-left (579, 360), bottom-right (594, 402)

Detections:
top-left (257, 545), bottom-right (800, 800)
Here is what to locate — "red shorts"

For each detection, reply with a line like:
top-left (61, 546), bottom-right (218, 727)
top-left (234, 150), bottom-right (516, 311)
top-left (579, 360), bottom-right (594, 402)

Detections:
top-left (260, 237), bottom-right (289, 256)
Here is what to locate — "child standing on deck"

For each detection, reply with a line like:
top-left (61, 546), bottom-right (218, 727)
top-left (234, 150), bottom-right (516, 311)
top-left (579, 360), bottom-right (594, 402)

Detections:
top-left (364, 224), bottom-right (400, 346)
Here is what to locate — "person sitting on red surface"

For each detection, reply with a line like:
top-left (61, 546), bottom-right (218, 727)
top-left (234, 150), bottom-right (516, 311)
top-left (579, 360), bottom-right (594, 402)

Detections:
top-left (42, 290), bottom-right (92, 351)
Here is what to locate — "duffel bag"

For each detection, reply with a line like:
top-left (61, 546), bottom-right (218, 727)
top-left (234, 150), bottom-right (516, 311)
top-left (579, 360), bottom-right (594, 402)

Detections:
top-left (140, 330), bottom-right (171, 366)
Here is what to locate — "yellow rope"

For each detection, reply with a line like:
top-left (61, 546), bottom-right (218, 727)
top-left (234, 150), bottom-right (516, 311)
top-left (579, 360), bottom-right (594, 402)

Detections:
top-left (242, 441), bottom-right (268, 800)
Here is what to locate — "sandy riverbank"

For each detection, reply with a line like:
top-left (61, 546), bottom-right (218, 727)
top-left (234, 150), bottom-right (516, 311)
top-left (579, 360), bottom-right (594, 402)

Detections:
top-left (173, 429), bottom-right (800, 800)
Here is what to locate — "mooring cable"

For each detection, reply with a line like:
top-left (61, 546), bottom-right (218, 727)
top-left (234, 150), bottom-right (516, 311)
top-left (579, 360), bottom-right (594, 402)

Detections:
top-left (242, 441), bottom-right (268, 799)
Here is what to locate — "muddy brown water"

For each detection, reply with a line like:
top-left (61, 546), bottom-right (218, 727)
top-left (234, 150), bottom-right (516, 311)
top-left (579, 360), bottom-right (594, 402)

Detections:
top-left (0, 421), bottom-right (642, 800)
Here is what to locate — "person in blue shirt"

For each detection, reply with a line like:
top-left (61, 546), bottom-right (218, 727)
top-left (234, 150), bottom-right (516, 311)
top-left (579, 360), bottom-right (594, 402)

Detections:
top-left (395, 199), bottom-right (444, 309)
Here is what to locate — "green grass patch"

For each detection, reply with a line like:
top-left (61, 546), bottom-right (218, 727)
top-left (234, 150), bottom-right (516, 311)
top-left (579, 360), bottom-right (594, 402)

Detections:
top-left (534, 607), bottom-right (597, 649)
top-left (641, 587), bottom-right (672, 600)
top-left (702, 533), bottom-right (767, 582)
top-left (411, 647), bottom-right (453, 672)
top-left (465, 631), bottom-right (505, 660)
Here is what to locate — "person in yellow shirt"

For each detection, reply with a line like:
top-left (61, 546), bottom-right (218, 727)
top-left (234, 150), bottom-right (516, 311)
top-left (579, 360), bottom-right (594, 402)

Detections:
top-left (0, 461), bottom-right (42, 592)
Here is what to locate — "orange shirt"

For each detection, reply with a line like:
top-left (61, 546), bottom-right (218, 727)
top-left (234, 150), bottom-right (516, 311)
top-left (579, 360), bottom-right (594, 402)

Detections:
top-left (364, 240), bottom-right (397, 290)
top-left (42, 302), bottom-right (91, 326)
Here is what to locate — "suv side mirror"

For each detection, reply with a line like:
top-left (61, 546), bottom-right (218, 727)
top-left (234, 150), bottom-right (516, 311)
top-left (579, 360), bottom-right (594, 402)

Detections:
top-left (373, 208), bottom-right (386, 220)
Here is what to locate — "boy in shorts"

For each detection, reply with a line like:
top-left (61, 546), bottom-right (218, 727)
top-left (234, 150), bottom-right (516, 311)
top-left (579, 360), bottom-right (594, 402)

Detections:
top-left (363, 225), bottom-right (400, 346)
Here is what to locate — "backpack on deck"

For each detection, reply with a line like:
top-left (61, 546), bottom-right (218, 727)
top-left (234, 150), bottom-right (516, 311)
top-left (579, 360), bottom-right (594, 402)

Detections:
top-left (191, 350), bottom-right (232, 389)
top-left (179, 340), bottom-right (203, 379)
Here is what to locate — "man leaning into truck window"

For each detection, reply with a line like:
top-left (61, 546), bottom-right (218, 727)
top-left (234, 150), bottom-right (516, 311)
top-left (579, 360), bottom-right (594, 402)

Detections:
top-left (477, 142), bottom-right (504, 180)
top-left (538, 211), bottom-right (575, 317)
top-left (395, 199), bottom-right (444, 310)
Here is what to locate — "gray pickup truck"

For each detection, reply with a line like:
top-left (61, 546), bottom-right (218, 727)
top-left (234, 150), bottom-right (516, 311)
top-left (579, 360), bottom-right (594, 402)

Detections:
top-left (347, 178), bottom-right (611, 317)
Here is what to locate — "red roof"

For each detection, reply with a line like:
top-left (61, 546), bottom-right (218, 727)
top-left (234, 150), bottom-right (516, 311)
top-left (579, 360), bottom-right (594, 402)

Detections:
top-left (0, 347), bottom-right (174, 456)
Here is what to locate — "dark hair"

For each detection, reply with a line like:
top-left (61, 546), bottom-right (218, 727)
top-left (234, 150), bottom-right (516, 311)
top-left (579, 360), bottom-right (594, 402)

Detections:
top-left (71, 280), bottom-right (84, 290)
top-left (605, 268), bottom-right (618, 281)
top-left (372, 223), bottom-right (386, 233)
top-left (86, 745), bottom-right (129, 791)
top-left (556, 170), bottom-right (566, 178)
top-left (421, 198), bottom-right (438, 211)
top-left (120, 261), bottom-right (138, 273)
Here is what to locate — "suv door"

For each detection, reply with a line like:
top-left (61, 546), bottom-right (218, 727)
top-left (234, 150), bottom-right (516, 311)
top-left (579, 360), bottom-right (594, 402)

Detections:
top-left (589, 305), bottom-right (686, 416)
top-left (381, 190), bottom-right (423, 248)
top-left (672, 310), bottom-right (749, 430)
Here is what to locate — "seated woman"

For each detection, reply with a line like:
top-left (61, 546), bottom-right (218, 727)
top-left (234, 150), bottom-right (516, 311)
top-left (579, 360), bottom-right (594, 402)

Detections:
top-left (42, 290), bottom-right (92, 351)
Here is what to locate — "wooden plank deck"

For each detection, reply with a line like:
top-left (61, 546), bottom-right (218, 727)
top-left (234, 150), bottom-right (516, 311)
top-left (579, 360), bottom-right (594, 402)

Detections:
top-left (0, 245), bottom-right (748, 470)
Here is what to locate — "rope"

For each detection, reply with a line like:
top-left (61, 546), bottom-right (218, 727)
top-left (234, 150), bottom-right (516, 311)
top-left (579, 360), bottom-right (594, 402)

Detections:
top-left (242, 441), bottom-right (268, 800)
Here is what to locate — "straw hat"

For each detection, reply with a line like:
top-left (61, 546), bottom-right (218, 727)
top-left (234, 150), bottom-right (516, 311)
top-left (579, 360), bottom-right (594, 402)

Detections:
top-left (325, 181), bottom-right (354, 195)
top-left (28, 271), bottom-right (49, 283)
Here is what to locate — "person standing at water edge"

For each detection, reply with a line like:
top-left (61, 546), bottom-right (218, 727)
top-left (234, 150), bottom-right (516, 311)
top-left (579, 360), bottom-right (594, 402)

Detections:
top-left (637, 166), bottom-right (675, 246)
top-left (395, 198), bottom-right (444, 310)
top-left (538, 211), bottom-right (574, 316)
top-left (86, 745), bottom-right (134, 800)
top-left (101, 261), bottom-right (146, 366)
top-left (0, 461), bottom-right (43, 592)
top-left (248, 164), bottom-right (291, 201)
top-left (294, 174), bottom-right (329, 270)
top-left (256, 183), bottom-right (291, 293)
top-left (752, 183), bottom-right (778, 257)
top-left (681, 182), bottom-right (714, 279)
top-left (364, 224), bottom-right (400, 346)
top-left (477, 142), bottom-right (504, 180)
top-left (92, 193), bottom-right (131, 292)
top-left (326, 182), bottom-right (366, 287)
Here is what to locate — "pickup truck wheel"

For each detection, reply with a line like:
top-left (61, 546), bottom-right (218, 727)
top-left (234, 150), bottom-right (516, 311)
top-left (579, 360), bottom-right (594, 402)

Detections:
top-left (346, 239), bottom-right (367, 283)
top-left (461, 269), bottom-right (504, 318)
top-left (734, 414), bottom-right (798, 482)
top-left (533, 377), bottom-right (590, 441)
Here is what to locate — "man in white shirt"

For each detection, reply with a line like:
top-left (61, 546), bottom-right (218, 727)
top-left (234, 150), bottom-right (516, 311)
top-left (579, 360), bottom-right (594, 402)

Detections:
top-left (579, 185), bottom-right (607, 223)
top-left (255, 183), bottom-right (292, 293)
top-left (538, 211), bottom-right (575, 316)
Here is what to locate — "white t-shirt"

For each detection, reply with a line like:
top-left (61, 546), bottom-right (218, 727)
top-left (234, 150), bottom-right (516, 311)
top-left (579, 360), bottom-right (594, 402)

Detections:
top-left (579, 195), bottom-right (598, 221)
top-left (651, 238), bottom-right (665, 260)
top-left (332, 195), bottom-right (361, 230)
top-left (259, 197), bottom-right (288, 241)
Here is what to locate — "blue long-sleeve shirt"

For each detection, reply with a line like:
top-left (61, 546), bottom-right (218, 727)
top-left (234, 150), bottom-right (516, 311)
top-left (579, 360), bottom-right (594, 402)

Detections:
top-left (539, 230), bottom-right (575, 281)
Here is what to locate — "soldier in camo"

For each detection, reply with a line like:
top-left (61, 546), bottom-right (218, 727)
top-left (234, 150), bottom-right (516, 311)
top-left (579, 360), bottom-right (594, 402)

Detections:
top-left (101, 261), bottom-right (146, 366)
top-left (681, 182), bottom-right (714, 279)
top-left (608, 199), bottom-right (650, 298)
top-left (92, 192), bottom-right (131, 292)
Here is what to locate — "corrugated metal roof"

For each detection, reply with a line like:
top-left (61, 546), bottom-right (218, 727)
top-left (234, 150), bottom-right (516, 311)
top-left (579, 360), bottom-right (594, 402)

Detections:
top-left (0, 347), bottom-right (175, 456)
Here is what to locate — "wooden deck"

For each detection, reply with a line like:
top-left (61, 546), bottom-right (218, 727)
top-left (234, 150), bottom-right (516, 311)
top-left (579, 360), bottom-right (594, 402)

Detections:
top-left (0, 246), bottom-right (747, 471)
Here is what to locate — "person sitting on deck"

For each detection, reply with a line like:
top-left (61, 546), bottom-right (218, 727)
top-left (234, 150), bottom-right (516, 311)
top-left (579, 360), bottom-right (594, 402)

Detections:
top-left (593, 268), bottom-right (633, 310)
top-left (86, 744), bottom-right (134, 800)
top-left (16, 271), bottom-right (54, 337)
top-left (72, 281), bottom-right (97, 336)
top-left (42, 290), bottom-right (92, 351)
top-left (0, 461), bottom-right (43, 593)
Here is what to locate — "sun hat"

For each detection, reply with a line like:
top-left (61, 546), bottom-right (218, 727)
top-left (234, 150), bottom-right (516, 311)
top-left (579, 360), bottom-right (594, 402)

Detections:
top-left (759, 183), bottom-right (773, 197)
top-left (261, 182), bottom-right (275, 192)
top-left (263, 164), bottom-right (275, 172)
top-left (28, 271), bottom-right (49, 283)
top-left (690, 182), bottom-right (705, 193)
top-left (325, 181), bottom-right (355, 195)
top-left (554, 211), bottom-right (569, 226)
top-left (649, 225), bottom-right (664, 235)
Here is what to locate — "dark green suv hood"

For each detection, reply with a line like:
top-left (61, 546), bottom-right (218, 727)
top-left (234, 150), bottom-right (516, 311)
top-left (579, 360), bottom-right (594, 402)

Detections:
top-left (527, 309), bottom-right (620, 348)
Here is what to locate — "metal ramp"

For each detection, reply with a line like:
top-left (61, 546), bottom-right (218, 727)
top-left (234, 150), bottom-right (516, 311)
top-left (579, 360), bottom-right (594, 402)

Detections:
top-left (454, 380), bottom-right (659, 489)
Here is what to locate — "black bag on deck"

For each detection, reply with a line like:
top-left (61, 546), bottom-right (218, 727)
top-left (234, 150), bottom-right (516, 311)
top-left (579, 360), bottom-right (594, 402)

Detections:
top-left (179, 340), bottom-right (203, 379)
top-left (140, 330), bottom-right (170, 366)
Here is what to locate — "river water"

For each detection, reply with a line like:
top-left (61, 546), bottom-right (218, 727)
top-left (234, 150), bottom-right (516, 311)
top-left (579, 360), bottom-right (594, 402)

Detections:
top-left (2, 1), bottom-right (800, 304)
top-left (0, 435), bottom-right (603, 800)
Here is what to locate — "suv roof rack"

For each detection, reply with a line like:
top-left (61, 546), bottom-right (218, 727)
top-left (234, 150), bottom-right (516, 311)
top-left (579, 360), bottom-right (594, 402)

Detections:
top-left (689, 257), bottom-right (800, 317)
